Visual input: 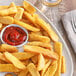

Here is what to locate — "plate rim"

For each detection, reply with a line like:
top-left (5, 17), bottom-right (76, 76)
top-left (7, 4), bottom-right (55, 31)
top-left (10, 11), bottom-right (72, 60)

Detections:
top-left (25, 0), bottom-right (74, 76)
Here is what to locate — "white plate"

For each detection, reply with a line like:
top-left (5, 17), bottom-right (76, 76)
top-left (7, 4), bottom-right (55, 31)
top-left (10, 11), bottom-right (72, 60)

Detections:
top-left (0, 0), bottom-right (73, 76)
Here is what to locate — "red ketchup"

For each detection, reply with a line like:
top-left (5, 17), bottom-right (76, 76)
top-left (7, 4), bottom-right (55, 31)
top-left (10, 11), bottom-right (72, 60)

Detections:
top-left (2, 26), bottom-right (27, 46)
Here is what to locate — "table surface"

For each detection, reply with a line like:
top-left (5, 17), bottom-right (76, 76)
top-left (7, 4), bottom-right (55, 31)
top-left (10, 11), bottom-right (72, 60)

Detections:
top-left (28, 0), bottom-right (76, 76)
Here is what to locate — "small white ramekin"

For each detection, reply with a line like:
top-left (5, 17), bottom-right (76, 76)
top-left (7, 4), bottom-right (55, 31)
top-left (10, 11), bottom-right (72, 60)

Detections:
top-left (0, 24), bottom-right (28, 47)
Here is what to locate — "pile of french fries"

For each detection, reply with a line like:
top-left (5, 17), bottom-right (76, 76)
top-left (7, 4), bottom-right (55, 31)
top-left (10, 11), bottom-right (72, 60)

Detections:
top-left (0, 1), bottom-right (66, 76)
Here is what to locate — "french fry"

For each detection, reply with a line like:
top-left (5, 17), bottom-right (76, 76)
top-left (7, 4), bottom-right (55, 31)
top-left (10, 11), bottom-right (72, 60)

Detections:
top-left (0, 6), bottom-right (8, 10)
top-left (21, 19), bottom-right (31, 24)
top-left (41, 60), bottom-right (51, 76)
top-left (0, 52), bottom-right (35, 62)
top-left (14, 19), bottom-right (40, 32)
top-left (37, 54), bottom-right (45, 71)
top-left (18, 68), bottom-right (28, 76)
top-left (27, 63), bottom-right (40, 76)
top-left (12, 52), bottom-right (35, 60)
top-left (0, 16), bottom-right (14, 24)
top-left (24, 12), bottom-right (39, 28)
top-left (0, 7), bottom-right (17, 16)
top-left (29, 33), bottom-right (50, 43)
top-left (35, 18), bottom-right (59, 42)
top-left (31, 55), bottom-right (38, 64)
top-left (0, 53), bottom-right (7, 62)
top-left (0, 23), bottom-right (2, 30)
top-left (14, 8), bottom-right (24, 20)
top-left (24, 45), bottom-right (58, 60)
top-left (54, 42), bottom-right (62, 76)
top-left (61, 56), bottom-right (66, 73)
top-left (23, 1), bottom-right (36, 14)
top-left (0, 60), bottom-right (6, 64)
top-left (4, 52), bottom-right (26, 69)
top-left (27, 41), bottom-right (51, 50)
top-left (54, 42), bottom-right (62, 56)
top-left (0, 64), bottom-right (20, 72)
top-left (9, 2), bottom-right (16, 7)
top-left (5, 73), bottom-right (13, 76)
top-left (44, 61), bottom-right (57, 76)
top-left (0, 44), bottom-right (18, 52)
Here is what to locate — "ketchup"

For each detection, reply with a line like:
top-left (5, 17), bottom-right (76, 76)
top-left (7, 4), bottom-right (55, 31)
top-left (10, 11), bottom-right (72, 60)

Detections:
top-left (2, 26), bottom-right (27, 46)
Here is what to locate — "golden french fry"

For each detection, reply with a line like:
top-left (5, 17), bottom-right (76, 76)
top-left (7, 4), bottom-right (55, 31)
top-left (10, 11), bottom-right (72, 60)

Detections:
top-left (0, 6), bottom-right (8, 10)
top-left (44, 61), bottom-right (57, 76)
top-left (21, 19), bottom-right (31, 24)
top-left (0, 7), bottom-right (17, 16)
top-left (23, 1), bottom-right (36, 14)
top-left (24, 12), bottom-right (39, 28)
top-left (4, 52), bottom-right (26, 69)
top-left (54, 42), bottom-right (62, 76)
top-left (41, 60), bottom-right (51, 76)
top-left (14, 19), bottom-right (40, 32)
top-left (27, 63), bottom-right (40, 76)
top-left (14, 8), bottom-right (24, 20)
top-left (9, 2), bottom-right (16, 7)
top-left (35, 18), bottom-right (59, 42)
top-left (18, 68), bottom-right (28, 76)
top-left (0, 53), bottom-right (7, 62)
top-left (29, 33), bottom-right (50, 43)
top-left (37, 54), bottom-right (45, 71)
top-left (0, 23), bottom-right (2, 30)
top-left (54, 42), bottom-right (62, 56)
top-left (5, 73), bottom-right (13, 76)
top-left (0, 64), bottom-right (20, 72)
top-left (0, 52), bottom-right (34, 62)
top-left (0, 16), bottom-right (14, 24)
top-left (27, 41), bottom-right (51, 50)
top-left (0, 44), bottom-right (18, 52)
top-left (24, 45), bottom-right (58, 60)
top-left (31, 55), bottom-right (38, 64)
top-left (12, 52), bottom-right (35, 60)
top-left (61, 56), bottom-right (66, 73)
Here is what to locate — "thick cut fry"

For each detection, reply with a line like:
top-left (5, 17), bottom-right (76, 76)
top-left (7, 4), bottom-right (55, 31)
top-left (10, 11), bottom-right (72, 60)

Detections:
top-left (12, 52), bottom-right (35, 60)
top-left (54, 42), bottom-right (62, 76)
top-left (14, 8), bottom-right (24, 20)
top-left (31, 55), bottom-right (38, 64)
top-left (23, 1), bottom-right (36, 14)
top-left (14, 19), bottom-right (40, 32)
top-left (0, 16), bottom-right (14, 24)
top-left (9, 2), bottom-right (16, 7)
top-left (0, 7), bottom-right (17, 16)
top-left (24, 45), bottom-right (58, 60)
top-left (0, 52), bottom-right (34, 62)
top-left (24, 12), bottom-right (39, 28)
top-left (35, 18), bottom-right (59, 42)
top-left (0, 53), bottom-right (7, 62)
top-left (44, 61), bottom-right (57, 76)
top-left (54, 42), bottom-right (62, 56)
top-left (0, 6), bottom-right (8, 10)
top-left (61, 56), bottom-right (66, 73)
top-left (18, 68), bottom-right (28, 76)
top-left (37, 54), bottom-right (45, 71)
top-left (0, 64), bottom-right (20, 72)
top-left (29, 33), bottom-right (50, 43)
top-left (0, 44), bottom-right (18, 52)
top-left (5, 73), bottom-right (13, 76)
top-left (27, 41), bottom-right (51, 50)
top-left (4, 52), bottom-right (26, 69)
top-left (0, 23), bottom-right (2, 30)
top-left (41, 60), bottom-right (51, 76)
top-left (27, 63), bottom-right (40, 76)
